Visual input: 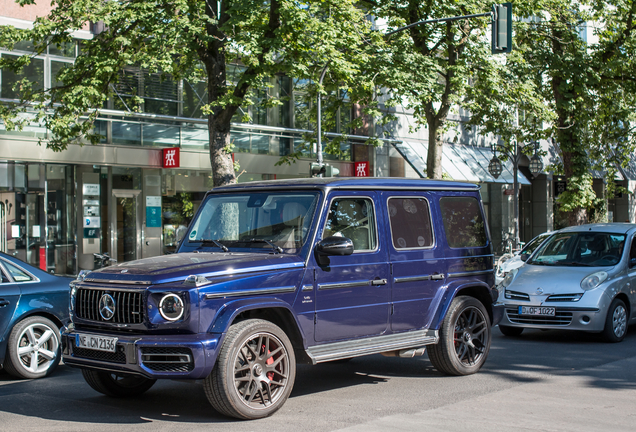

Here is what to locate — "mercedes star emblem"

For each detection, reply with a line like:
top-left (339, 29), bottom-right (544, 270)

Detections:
top-left (536, 287), bottom-right (544, 295)
top-left (99, 293), bottom-right (116, 320)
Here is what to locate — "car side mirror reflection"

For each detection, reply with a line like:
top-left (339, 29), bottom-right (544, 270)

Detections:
top-left (316, 236), bottom-right (354, 256)
top-left (630, 257), bottom-right (636, 268)
top-left (520, 253), bottom-right (530, 262)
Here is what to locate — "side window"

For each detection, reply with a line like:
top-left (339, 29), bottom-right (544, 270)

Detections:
top-left (439, 196), bottom-right (487, 248)
top-left (3, 261), bottom-right (34, 282)
top-left (323, 197), bottom-right (377, 251)
top-left (388, 197), bottom-right (433, 249)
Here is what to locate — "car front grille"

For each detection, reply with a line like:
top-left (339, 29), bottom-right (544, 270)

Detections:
top-left (545, 293), bottom-right (582, 302)
top-left (75, 288), bottom-right (145, 324)
top-left (72, 342), bottom-right (127, 364)
top-left (140, 347), bottom-right (194, 373)
top-left (505, 308), bottom-right (573, 326)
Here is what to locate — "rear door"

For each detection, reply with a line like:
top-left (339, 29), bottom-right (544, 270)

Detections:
top-left (0, 260), bottom-right (21, 343)
top-left (382, 192), bottom-right (447, 331)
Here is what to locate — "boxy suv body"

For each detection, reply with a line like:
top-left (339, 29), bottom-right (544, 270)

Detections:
top-left (62, 178), bottom-right (501, 419)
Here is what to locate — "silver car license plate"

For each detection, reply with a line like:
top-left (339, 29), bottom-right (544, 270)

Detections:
top-left (76, 333), bottom-right (118, 353)
top-left (518, 306), bottom-right (555, 316)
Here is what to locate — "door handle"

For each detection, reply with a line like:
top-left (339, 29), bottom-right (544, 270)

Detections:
top-left (371, 278), bottom-right (388, 286)
top-left (431, 274), bottom-right (445, 281)
top-left (0, 299), bottom-right (9, 307)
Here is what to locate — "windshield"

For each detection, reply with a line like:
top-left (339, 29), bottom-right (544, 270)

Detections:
top-left (186, 191), bottom-right (320, 251)
top-left (521, 233), bottom-right (552, 255)
top-left (528, 232), bottom-right (626, 267)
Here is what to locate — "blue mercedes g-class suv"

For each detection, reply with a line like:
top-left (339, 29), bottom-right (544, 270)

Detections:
top-left (62, 178), bottom-right (501, 419)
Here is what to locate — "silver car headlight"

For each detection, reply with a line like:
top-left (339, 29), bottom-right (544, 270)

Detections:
top-left (159, 293), bottom-right (185, 321)
top-left (580, 271), bottom-right (608, 291)
top-left (502, 268), bottom-right (518, 288)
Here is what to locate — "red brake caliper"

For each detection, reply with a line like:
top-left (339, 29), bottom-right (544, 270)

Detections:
top-left (262, 344), bottom-right (275, 380)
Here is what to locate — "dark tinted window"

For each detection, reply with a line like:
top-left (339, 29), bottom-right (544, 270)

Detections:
top-left (440, 197), bottom-right (487, 248)
top-left (387, 197), bottom-right (433, 249)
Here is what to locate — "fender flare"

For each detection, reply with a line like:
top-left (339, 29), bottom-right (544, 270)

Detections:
top-left (430, 280), bottom-right (495, 330)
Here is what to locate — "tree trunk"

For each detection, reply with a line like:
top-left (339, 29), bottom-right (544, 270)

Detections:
top-left (426, 118), bottom-right (444, 179)
top-left (208, 118), bottom-right (236, 187)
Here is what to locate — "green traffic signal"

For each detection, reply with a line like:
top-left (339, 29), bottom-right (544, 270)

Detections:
top-left (492, 3), bottom-right (512, 54)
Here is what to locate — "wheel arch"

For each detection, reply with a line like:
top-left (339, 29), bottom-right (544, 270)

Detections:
top-left (431, 282), bottom-right (495, 330)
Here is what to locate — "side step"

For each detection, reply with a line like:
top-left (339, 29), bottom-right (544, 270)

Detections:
top-left (306, 329), bottom-right (439, 364)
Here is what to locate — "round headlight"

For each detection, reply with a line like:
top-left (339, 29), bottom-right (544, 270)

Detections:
top-left (502, 268), bottom-right (518, 288)
top-left (580, 271), bottom-right (608, 291)
top-left (159, 294), bottom-right (185, 321)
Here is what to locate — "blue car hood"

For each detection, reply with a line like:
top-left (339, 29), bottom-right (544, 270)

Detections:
top-left (84, 253), bottom-right (305, 285)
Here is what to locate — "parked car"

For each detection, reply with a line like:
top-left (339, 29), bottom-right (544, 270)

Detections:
top-left (495, 231), bottom-right (554, 285)
top-left (0, 252), bottom-right (72, 379)
top-left (62, 178), bottom-right (501, 419)
top-left (497, 223), bottom-right (636, 342)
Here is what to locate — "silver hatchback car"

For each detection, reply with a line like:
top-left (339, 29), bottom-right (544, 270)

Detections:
top-left (497, 223), bottom-right (636, 342)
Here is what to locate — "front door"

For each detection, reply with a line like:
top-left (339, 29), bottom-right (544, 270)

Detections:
top-left (313, 192), bottom-right (390, 342)
top-left (111, 190), bottom-right (141, 263)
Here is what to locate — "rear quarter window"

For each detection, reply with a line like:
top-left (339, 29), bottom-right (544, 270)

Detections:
top-left (439, 196), bottom-right (487, 248)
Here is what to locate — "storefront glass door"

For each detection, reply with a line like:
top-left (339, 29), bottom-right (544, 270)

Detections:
top-left (111, 190), bottom-right (141, 263)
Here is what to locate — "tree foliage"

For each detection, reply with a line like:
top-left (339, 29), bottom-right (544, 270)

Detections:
top-left (0, 0), bottom-right (374, 186)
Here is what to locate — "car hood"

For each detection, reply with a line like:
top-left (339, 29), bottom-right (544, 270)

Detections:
top-left (510, 264), bottom-right (611, 294)
top-left (82, 252), bottom-right (305, 285)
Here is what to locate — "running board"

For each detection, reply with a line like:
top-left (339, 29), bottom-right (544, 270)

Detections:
top-left (306, 330), bottom-right (439, 364)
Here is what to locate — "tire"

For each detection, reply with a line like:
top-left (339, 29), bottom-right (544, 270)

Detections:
top-left (602, 298), bottom-right (628, 343)
top-left (499, 325), bottom-right (524, 337)
top-left (3, 316), bottom-right (61, 379)
top-left (428, 296), bottom-right (492, 376)
top-left (81, 369), bottom-right (156, 397)
top-left (204, 319), bottom-right (296, 420)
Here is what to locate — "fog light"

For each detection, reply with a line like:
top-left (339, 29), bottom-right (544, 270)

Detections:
top-left (159, 294), bottom-right (184, 321)
top-left (580, 315), bottom-right (591, 325)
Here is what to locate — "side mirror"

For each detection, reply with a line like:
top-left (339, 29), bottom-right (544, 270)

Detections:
top-left (520, 253), bottom-right (530, 262)
top-left (316, 236), bottom-right (354, 256)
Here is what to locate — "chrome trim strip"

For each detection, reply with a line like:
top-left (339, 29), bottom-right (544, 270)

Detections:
top-left (302, 285), bottom-right (313, 292)
top-left (205, 286), bottom-right (296, 299)
top-left (306, 329), bottom-right (439, 364)
top-left (83, 278), bottom-right (152, 285)
top-left (447, 269), bottom-right (493, 278)
top-left (394, 275), bottom-right (431, 283)
top-left (317, 280), bottom-right (369, 290)
top-left (77, 284), bottom-right (146, 291)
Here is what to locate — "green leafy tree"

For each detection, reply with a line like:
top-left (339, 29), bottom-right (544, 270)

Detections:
top-left (0, 0), bottom-right (373, 186)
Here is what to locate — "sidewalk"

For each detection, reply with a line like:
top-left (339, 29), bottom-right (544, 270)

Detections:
top-left (336, 355), bottom-right (636, 432)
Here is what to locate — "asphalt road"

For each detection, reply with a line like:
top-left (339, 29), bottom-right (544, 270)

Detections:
top-left (2, 326), bottom-right (636, 431)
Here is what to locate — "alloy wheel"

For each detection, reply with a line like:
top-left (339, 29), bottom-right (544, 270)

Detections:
top-left (15, 322), bottom-right (59, 375)
top-left (612, 304), bottom-right (627, 338)
top-left (453, 306), bottom-right (488, 366)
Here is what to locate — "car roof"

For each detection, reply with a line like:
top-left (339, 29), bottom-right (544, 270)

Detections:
top-left (210, 177), bottom-right (480, 192)
top-left (557, 223), bottom-right (636, 235)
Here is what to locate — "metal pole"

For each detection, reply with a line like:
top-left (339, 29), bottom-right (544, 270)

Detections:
top-left (316, 62), bottom-right (330, 168)
top-left (513, 139), bottom-right (519, 251)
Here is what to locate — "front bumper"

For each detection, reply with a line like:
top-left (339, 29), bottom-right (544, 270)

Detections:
top-left (496, 302), bottom-right (604, 332)
top-left (62, 329), bottom-right (222, 379)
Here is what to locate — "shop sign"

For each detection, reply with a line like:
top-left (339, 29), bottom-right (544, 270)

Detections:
top-left (84, 217), bottom-right (100, 228)
top-left (355, 161), bottom-right (369, 177)
top-left (83, 183), bottom-right (100, 196)
top-left (83, 228), bottom-right (100, 239)
top-left (162, 147), bottom-right (180, 168)
top-left (84, 206), bottom-right (99, 217)
top-left (146, 196), bottom-right (162, 227)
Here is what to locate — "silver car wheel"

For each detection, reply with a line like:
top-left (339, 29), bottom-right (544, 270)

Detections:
top-left (15, 322), bottom-right (59, 375)
top-left (612, 305), bottom-right (627, 338)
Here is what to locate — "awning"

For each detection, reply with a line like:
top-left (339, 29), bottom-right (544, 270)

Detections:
top-left (393, 141), bottom-right (531, 185)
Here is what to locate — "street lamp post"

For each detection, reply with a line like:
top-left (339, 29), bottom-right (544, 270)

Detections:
top-left (315, 61), bottom-right (330, 172)
top-left (488, 139), bottom-right (543, 252)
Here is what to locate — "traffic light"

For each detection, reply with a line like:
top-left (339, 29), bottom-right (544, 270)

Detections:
top-left (491, 3), bottom-right (512, 54)
top-left (310, 163), bottom-right (340, 177)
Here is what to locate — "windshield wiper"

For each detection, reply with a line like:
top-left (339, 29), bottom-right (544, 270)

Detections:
top-left (248, 238), bottom-right (283, 254)
top-left (189, 239), bottom-right (229, 252)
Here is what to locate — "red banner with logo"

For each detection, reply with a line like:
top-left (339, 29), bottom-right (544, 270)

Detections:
top-left (162, 147), bottom-right (180, 168)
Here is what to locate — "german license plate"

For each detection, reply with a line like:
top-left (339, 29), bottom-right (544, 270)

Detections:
top-left (519, 306), bottom-right (555, 316)
top-left (75, 333), bottom-right (118, 353)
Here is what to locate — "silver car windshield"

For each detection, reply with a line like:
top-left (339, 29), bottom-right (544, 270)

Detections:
top-left (528, 232), bottom-right (626, 267)
top-left (187, 191), bottom-right (320, 251)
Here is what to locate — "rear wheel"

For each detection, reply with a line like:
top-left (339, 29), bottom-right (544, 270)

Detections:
top-left (204, 319), bottom-right (296, 420)
top-left (81, 369), bottom-right (156, 397)
top-left (499, 325), bottom-right (524, 337)
top-left (602, 298), bottom-right (628, 343)
top-left (3, 316), bottom-right (61, 379)
top-left (428, 296), bottom-right (491, 376)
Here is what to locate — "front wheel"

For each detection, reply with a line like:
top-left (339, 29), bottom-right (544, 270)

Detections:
top-left (81, 369), bottom-right (156, 397)
top-left (3, 316), bottom-right (61, 379)
top-left (204, 319), bottom-right (296, 420)
top-left (428, 296), bottom-right (492, 376)
top-left (602, 298), bottom-right (628, 343)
